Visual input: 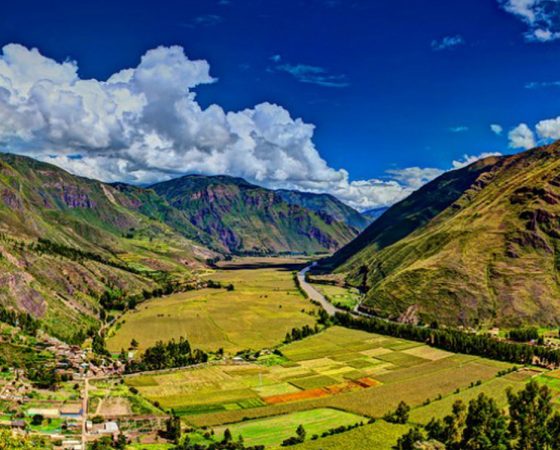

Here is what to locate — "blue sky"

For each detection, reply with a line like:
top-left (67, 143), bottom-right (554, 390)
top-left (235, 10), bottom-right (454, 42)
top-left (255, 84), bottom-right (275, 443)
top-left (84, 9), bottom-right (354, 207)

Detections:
top-left (0, 0), bottom-right (559, 210)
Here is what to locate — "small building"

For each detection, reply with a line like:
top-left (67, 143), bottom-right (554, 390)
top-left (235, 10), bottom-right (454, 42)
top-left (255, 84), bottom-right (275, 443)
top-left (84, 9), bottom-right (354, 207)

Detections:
top-left (61, 439), bottom-right (82, 450)
top-left (99, 421), bottom-right (119, 434)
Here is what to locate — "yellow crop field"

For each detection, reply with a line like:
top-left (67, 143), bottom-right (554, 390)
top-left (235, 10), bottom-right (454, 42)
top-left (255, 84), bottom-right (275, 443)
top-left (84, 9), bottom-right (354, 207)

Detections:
top-left (108, 261), bottom-right (319, 353)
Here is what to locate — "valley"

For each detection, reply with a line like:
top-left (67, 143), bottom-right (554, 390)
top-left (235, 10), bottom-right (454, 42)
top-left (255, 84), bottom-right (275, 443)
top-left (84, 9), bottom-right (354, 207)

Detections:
top-left (5, 146), bottom-right (560, 449)
top-left (107, 258), bottom-right (319, 354)
top-left (2, 256), bottom-right (558, 450)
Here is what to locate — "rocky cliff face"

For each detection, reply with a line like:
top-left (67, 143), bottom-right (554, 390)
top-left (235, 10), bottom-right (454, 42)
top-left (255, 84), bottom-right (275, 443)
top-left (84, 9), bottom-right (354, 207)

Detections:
top-left (151, 175), bottom-right (360, 255)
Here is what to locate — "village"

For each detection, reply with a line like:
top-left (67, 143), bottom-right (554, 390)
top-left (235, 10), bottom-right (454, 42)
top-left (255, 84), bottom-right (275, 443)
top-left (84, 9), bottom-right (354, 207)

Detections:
top-left (0, 331), bottom-right (169, 450)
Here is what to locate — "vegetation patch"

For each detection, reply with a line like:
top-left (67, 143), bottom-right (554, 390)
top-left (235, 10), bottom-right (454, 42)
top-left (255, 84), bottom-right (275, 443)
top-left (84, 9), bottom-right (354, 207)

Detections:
top-left (212, 408), bottom-right (367, 448)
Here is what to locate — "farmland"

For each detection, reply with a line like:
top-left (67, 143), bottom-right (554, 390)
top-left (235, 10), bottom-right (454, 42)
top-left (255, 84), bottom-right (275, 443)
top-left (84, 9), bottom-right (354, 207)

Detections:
top-left (213, 408), bottom-right (367, 447)
top-left (125, 326), bottom-right (520, 447)
top-left (292, 420), bottom-right (410, 450)
top-left (309, 283), bottom-right (361, 310)
top-left (107, 258), bottom-right (318, 354)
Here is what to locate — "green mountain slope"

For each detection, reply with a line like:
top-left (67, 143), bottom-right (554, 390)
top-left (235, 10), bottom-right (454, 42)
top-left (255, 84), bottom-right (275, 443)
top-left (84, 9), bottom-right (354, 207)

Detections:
top-left (275, 189), bottom-right (371, 230)
top-left (329, 142), bottom-right (560, 327)
top-left (322, 156), bottom-right (499, 271)
top-left (151, 175), bottom-right (360, 255)
top-left (0, 153), bottom-right (213, 340)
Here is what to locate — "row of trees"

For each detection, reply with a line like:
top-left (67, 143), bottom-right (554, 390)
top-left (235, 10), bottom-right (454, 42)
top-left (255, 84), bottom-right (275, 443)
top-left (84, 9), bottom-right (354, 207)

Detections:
top-left (507, 327), bottom-right (540, 343)
top-left (335, 313), bottom-right (560, 367)
top-left (281, 425), bottom-right (306, 446)
top-left (396, 381), bottom-right (560, 450)
top-left (0, 430), bottom-right (52, 449)
top-left (126, 337), bottom-right (208, 372)
top-left (98, 282), bottom-right (188, 311)
top-left (173, 430), bottom-right (264, 449)
top-left (292, 272), bottom-right (309, 299)
top-left (284, 324), bottom-right (321, 343)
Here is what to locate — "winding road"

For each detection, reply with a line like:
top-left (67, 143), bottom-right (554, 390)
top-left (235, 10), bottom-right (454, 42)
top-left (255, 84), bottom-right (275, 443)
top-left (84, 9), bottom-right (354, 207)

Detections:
top-left (297, 263), bottom-right (339, 316)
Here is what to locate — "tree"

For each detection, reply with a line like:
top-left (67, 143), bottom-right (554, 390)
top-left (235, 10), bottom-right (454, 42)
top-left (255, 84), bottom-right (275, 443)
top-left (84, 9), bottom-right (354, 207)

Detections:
top-left (548, 412), bottom-right (560, 445)
top-left (394, 401), bottom-right (411, 424)
top-left (166, 410), bottom-right (181, 443)
top-left (296, 424), bottom-right (306, 441)
top-left (92, 334), bottom-right (109, 356)
top-left (460, 393), bottom-right (508, 450)
top-left (130, 338), bottom-right (138, 349)
top-left (394, 426), bottom-right (425, 450)
top-left (442, 400), bottom-right (467, 449)
top-left (31, 414), bottom-right (44, 426)
top-left (507, 381), bottom-right (553, 449)
top-left (222, 428), bottom-right (233, 443)
top-left (385, 401), bottom-right (410, 424)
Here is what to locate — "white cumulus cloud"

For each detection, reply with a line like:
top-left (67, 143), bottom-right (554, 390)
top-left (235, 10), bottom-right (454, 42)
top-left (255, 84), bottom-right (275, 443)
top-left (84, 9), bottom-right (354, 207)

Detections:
top-left (535, 116), bottom-right (560, 139)
top-left (451, 152), bottom-right (502, 169)
top-left (508, 123), bottom-right (537, 149)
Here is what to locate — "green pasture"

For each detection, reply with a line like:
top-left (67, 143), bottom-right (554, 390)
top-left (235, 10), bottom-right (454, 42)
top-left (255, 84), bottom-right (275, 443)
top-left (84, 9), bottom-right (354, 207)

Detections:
top-left (213, 408), bottom-right (366, 447)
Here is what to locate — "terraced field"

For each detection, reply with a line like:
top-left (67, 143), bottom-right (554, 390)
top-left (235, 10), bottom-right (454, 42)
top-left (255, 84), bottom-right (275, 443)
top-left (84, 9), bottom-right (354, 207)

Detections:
top-left (107, 259), bottom-right (318, 354)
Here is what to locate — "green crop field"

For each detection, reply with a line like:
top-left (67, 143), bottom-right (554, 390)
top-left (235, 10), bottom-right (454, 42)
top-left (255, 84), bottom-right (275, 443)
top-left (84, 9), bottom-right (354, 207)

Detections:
top-left (126, 326), bottom-right (517, 430)
top-left (408, 369), bottom-right (539, 425)
top-left (107, 261), bottom-right (319, 354)
top-left (213, 408), bottom-right (366, 447)
top-left (292, 420), bottom-right (410, 450)
top-left (310, 283), bottom-right (361, 310)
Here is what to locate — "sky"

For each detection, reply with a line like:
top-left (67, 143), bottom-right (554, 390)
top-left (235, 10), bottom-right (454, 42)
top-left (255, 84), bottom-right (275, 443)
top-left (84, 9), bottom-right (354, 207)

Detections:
top-left (1, 0), bottom-right (560, 211)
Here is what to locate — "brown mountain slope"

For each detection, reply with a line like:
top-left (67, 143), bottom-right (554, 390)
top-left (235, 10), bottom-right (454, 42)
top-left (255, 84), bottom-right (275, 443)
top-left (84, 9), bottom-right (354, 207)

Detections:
top-left (332, 141), bottom-right (560, 328)
top-left (0, 153), bottom-right (212, 340)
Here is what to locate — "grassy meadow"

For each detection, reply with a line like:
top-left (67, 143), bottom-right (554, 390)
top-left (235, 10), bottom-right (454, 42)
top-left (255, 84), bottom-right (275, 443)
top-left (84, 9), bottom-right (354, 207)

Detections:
top-left (107, 258), bottom-right (318, 354)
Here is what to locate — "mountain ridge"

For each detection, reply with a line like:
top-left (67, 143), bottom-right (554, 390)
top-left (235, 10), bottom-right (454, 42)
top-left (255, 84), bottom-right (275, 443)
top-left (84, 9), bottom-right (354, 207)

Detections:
top-left (325, 142), bottom-right (560, 327)
top-left (150, 174), bottom-right (361, 255)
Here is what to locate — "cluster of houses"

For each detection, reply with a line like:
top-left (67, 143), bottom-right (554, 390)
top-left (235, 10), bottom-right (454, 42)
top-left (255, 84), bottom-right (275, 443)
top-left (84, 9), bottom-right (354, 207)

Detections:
top-left (44, 336), bottom-right (125, 378)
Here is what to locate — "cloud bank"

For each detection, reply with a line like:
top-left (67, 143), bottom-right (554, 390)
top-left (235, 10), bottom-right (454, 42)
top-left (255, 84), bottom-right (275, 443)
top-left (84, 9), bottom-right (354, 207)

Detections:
top-left (0, 43), bottom-right (491, 212)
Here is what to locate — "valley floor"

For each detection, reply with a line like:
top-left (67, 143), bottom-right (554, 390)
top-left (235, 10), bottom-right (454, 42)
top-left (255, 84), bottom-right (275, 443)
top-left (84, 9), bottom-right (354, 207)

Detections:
top-left (2, 257), bottom-right (558, 450)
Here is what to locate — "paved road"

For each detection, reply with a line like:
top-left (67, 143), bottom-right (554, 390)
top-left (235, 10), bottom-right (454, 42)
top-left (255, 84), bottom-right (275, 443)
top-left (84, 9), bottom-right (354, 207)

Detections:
top-left (298, 264), bottom-right (339, 316)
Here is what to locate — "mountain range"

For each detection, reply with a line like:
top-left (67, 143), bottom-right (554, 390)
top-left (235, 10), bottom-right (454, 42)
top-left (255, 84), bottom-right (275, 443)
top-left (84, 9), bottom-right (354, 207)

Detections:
top-left (325, 141), bottom-right (560, 328)
top-left (0, 152), bottom-right (366, 339)
top-left (7, 138), bottom-right (560, 337)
